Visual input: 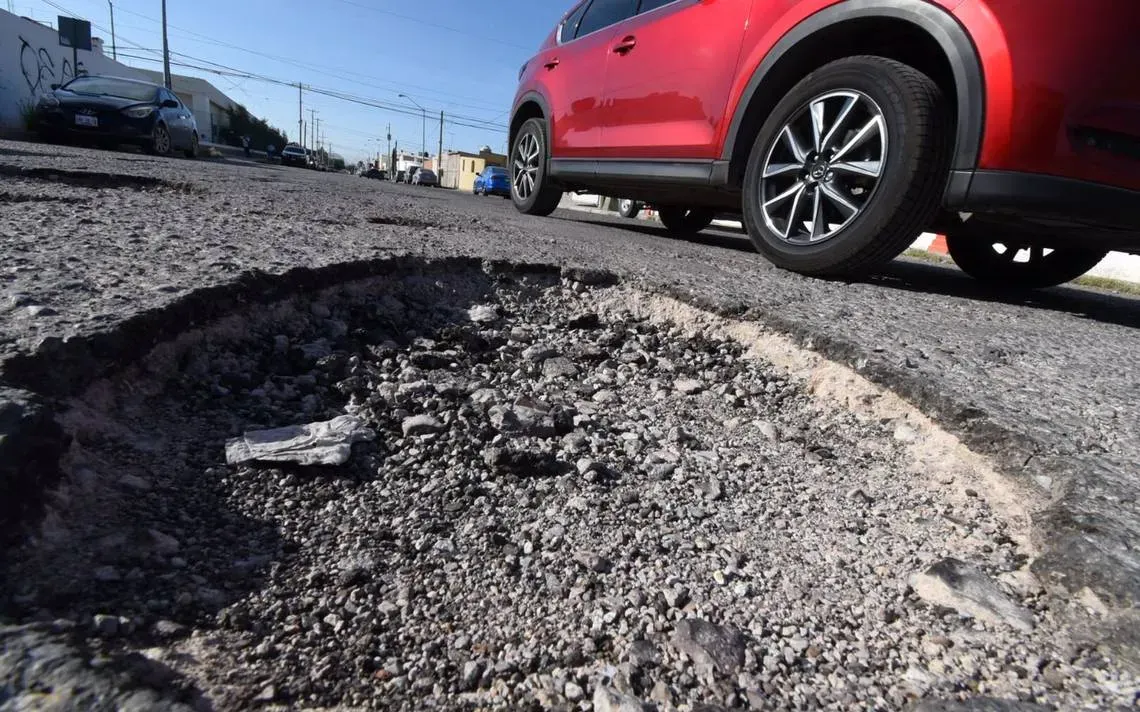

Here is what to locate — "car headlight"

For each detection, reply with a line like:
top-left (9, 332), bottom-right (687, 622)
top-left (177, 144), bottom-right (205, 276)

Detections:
top-left (37, 95), bottom-right (60, 108)
top-left (122, 105), bottom-right (157, 118)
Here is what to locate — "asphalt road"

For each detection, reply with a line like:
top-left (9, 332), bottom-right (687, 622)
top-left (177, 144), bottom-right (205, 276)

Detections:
top-left (2, 140), bottom-right (1138, 657)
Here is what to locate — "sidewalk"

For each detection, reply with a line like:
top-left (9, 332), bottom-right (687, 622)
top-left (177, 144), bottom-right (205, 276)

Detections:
top-left (559, 195), bottom-right (1140, 284)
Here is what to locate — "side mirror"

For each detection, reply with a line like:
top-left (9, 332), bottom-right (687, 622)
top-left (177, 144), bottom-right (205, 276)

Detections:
top-left (50, 83), bottom-right (60, 90)
top-left (161, 99), bottom-right (179, 108)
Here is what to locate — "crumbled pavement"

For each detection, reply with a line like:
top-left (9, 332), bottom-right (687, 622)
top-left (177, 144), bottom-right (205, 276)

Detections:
top-left (2, 141), bottom-right (1140, 634)
top-left (1, 267), bottom-right (1135, 710)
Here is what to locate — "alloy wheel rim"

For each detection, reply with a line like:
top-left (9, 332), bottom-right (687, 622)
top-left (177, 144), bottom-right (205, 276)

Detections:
top-left (760, 90), bottom-right (888, 245)
top-left (513, 132), bottom-right (540, 201)
top-left (156, 128), bottom-right (170, 154)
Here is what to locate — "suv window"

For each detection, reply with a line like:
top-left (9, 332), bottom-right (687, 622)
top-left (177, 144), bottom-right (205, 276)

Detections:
top-left (575, 0), bottom-right (638, 39)
top-left (559, 1), bottom-right (590, 43)
top-left (637, 0), bottom-right (677, 13)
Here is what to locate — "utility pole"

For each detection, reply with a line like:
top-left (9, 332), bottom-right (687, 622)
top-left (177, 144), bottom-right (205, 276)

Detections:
top-left (107, 1), bottom-right (117, 60)
top-left (297, 83), bottom-right (303, 147)
top-left (386, 123), bottom-right (391, 170)
top-left (399, 94), bottom-right (426, 164)
top-left (438, 110), bottom-right (444, 184)
top-left (160, 0), bottom-right (171, 89)
top-left (308, 109), bottom-right (317, 151)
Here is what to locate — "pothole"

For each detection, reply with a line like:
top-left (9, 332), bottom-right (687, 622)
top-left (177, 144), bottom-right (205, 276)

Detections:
top-left (1, 264), bottom-right (1133, 710)
top-left (0, 165), bottom-right (195, 193)
top-left (366, 215), bottom-right (438, 229)
top-left (0, 191), bottom-right (90, 205)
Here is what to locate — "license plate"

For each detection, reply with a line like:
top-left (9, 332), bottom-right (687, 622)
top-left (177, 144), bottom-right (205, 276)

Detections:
top-left (75, 115), bottom-right (98, 127)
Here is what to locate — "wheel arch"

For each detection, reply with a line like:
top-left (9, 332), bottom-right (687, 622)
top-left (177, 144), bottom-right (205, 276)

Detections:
top-left (722, 0), bottom-right (984, 203)
top-left (509, 92), bottom-right (552, 157)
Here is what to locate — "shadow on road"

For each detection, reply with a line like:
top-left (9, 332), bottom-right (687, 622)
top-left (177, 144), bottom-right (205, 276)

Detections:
top-left (557, 211), bottom-right (1140, 330)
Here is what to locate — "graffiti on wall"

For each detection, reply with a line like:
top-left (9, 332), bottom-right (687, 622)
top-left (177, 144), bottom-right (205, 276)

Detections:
top-left (19, 35), bottom-right (73, 95)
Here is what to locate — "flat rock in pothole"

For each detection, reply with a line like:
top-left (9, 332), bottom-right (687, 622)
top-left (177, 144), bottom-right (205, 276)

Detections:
top-left (468, 304), bottom-right (499, 323)
top-left (402, 414), bottom-right (444, 437)
top-left (911, 558), bottom-right (1035, 633)
top-left (671, 618), bottom-right (746, 674)
top-left (593, 684), bottom-right (649, 712)
top-left (224, 415), bottom-right (375, 466)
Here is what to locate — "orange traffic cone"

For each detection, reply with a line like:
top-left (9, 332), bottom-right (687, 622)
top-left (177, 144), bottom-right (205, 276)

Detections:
top-left (929, 234), bottom-right (949, 255)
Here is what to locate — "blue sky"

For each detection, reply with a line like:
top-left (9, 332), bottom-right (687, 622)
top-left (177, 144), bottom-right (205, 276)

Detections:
top-left (13, 0), bottom-right (565, 162)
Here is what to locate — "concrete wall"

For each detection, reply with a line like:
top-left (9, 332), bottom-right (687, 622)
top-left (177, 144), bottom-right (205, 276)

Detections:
top-left (0, 9), bottom-right (148, 132)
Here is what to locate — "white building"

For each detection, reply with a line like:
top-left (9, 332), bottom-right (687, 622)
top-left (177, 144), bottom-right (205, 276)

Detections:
top-left (135, 69), bottom-right (237, 144)
top-left (0, 8), bottom-right (149, 133)
top-left (393, 149), bottom-right (425, 173)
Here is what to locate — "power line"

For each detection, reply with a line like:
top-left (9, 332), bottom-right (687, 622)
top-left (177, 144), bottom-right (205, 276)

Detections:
top-left (325, 0), bottom-right (532, 52)
top-left (113, 52), bottom-right (507, 135)
top-left (109, 3), bottom-right (513, 117)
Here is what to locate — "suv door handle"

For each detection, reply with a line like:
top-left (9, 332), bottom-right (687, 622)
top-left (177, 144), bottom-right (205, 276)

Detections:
top-left (544, 58), bottom-right (560, 69)
top-left (613, 36), bottom-right (637, 54)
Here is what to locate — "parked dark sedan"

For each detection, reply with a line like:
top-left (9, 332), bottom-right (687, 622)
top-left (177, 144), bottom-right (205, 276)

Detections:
top-left (34, 75), bottom-right (199, 157)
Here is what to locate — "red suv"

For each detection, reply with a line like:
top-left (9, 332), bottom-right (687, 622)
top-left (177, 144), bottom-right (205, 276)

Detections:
top-left (509, 0), bottom-right (1140, 288)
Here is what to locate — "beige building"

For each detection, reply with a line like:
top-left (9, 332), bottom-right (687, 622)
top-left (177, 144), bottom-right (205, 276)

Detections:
top-left (438, 149), bottom-right (507, 191)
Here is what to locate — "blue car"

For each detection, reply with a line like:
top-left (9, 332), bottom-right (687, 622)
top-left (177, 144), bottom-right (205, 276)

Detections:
top-left (473, 166), bottom-right (510, 197)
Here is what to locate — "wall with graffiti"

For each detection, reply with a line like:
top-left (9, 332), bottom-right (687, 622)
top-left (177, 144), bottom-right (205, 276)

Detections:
top-left (0, 8), bottom-right (148, 132)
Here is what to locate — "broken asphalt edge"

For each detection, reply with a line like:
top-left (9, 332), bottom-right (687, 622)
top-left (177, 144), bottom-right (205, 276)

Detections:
top-left (0, 253), bottom-right (1134, 677)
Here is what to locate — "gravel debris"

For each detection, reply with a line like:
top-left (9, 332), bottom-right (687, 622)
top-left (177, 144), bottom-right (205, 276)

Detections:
top-left (1, 267), bottom-right (1136, 710)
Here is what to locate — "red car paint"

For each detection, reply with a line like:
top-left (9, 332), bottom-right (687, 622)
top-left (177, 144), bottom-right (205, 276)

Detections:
top-left (513, 0), bottom-right (1140, 235)
top-left (957, 0), bottom-right (1140, 191)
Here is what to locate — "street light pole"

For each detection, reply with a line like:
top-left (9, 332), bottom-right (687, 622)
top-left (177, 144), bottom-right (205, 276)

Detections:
top-left (108, 0), bottom-right (117, 60)
top-left (399, 94), bottom-right (426, 165)
top-left (160, 0), bottom-right (171, 89)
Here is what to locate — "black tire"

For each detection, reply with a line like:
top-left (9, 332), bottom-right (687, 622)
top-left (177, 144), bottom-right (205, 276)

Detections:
top-left (618, 199), bottom-right (642, 219)
top-left (945, 229), bottom-right (1107, 288)
top-left (741, 56), bottom-right (951, 276)
top-left (510, 117), bottom-right (563, 216)
top-left (147, 124), bottom-right (172, 156)
top-left (658, 206), bottom-right (715, 235)
top-left (184, 132), bottom-right (199, 159)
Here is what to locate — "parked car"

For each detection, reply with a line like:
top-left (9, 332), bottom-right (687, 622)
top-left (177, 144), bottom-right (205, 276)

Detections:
top-left (363, 168), bottom-right (387, 180)
top-left (34, 74), bottom-right (199, 157)
top-left (412, 169), bottom-right (439, 187)
top-left (508, 0), bottom-right (1140, 288)
top-left (281, 144), bottom-right (308, 167)
top-left (474, 166), bottom-right (511, 197)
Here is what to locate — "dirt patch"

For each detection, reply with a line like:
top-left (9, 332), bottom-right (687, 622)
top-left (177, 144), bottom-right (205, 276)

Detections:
top-left (0, 191), bottom-right (90, 205)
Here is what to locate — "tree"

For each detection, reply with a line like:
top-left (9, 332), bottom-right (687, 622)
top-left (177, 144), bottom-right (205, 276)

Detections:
top-left (220, 104), bottom-right (288, 150)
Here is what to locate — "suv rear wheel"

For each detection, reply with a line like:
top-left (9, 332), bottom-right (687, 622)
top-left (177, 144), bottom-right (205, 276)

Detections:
top-left (658, 206), bottom-right (715, 235)
top-left (742, 56), bottom-right (950, 276)
top-left (511, 118), bottom-right (563, 216)
top-left (945, 229), bottom-right (1107, 288)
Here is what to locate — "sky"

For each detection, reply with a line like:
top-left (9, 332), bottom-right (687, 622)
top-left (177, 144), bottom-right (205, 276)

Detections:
top-left (11, 0), bottom-right (565, 163)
